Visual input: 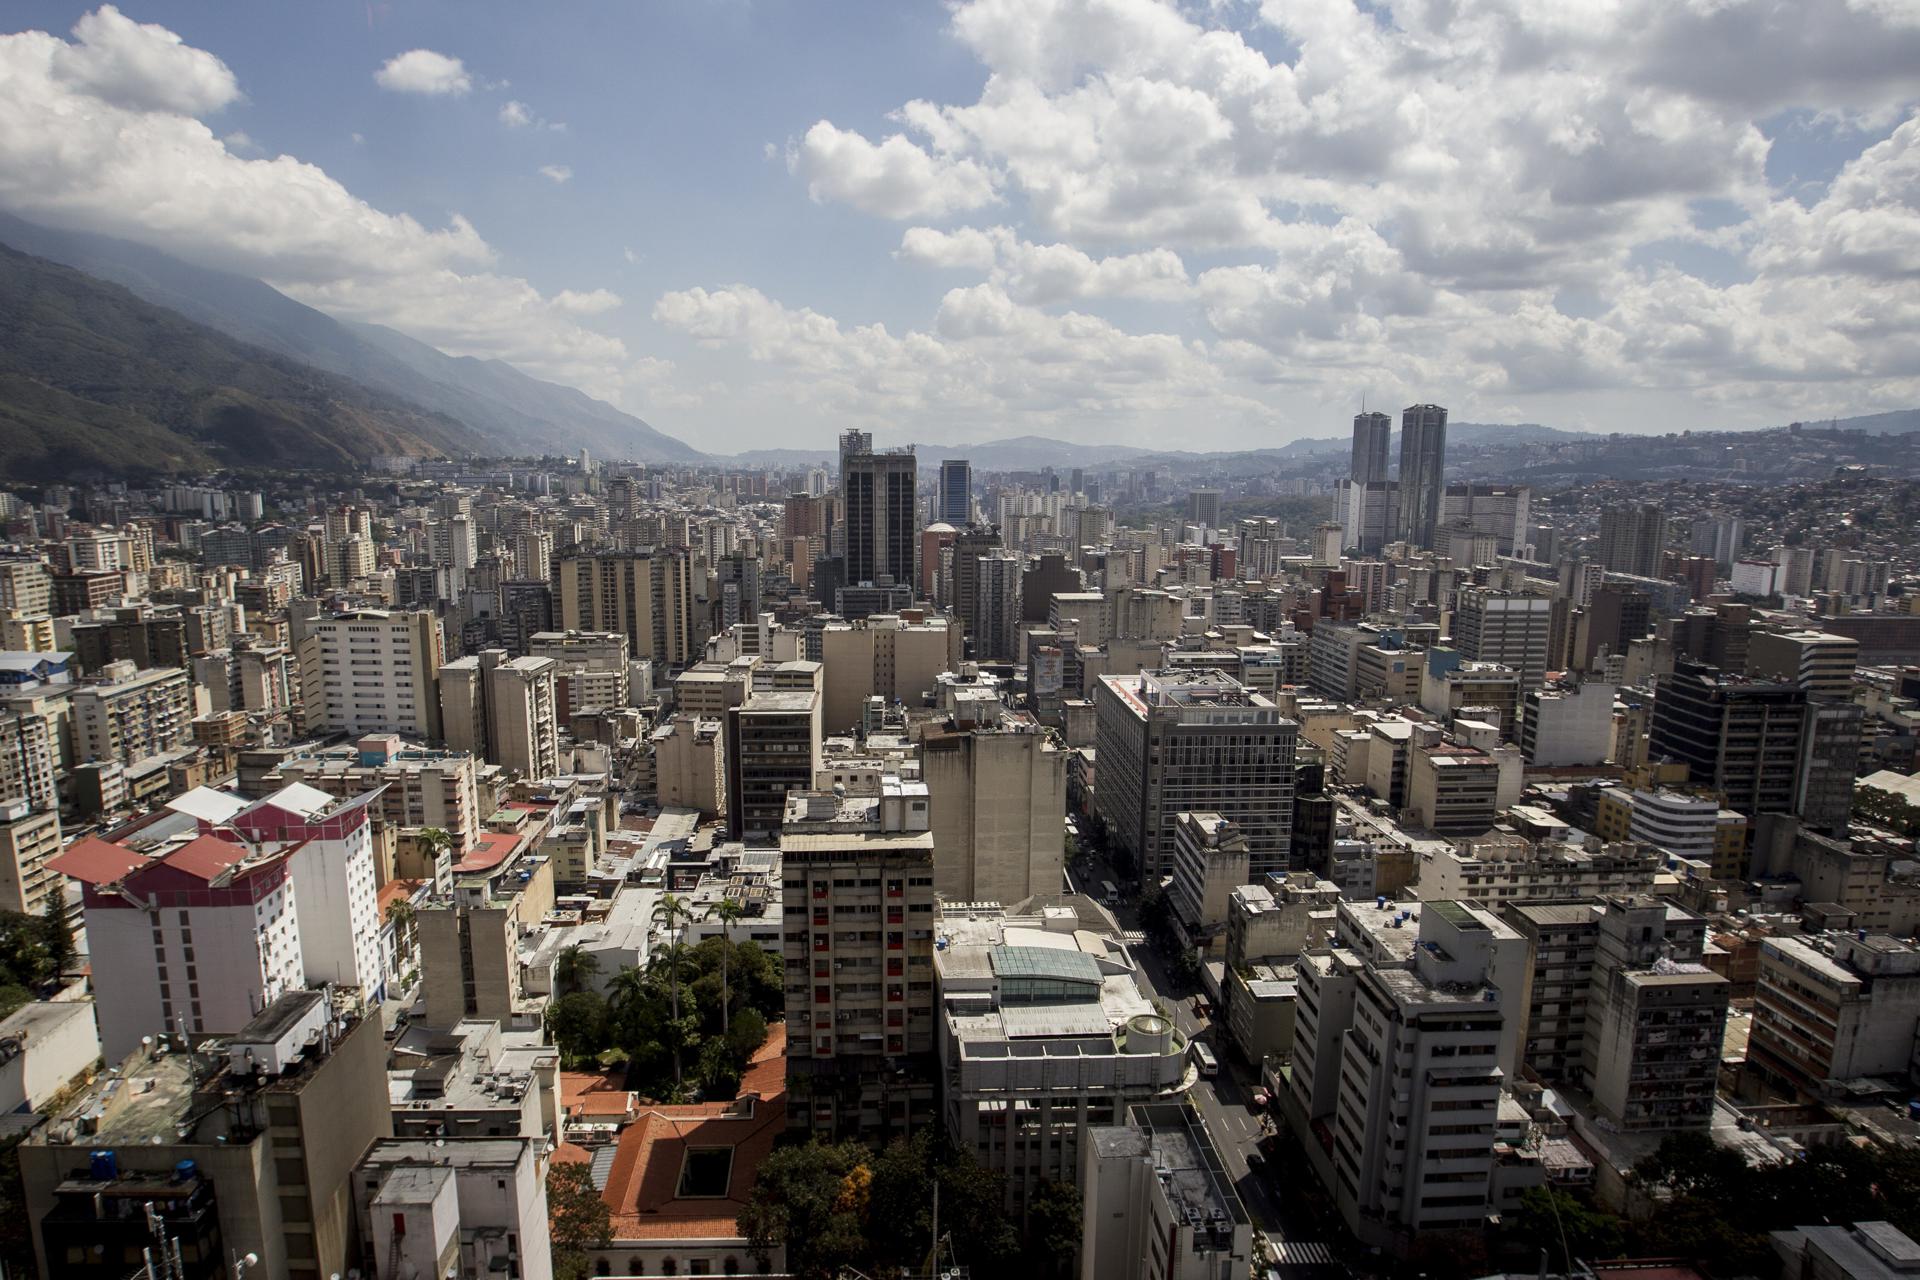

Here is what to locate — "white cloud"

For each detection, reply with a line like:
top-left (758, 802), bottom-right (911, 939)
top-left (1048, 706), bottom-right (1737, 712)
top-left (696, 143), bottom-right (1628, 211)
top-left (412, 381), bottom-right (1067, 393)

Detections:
top-left (51, 5), bottom-right (238, 115)
top-left (538, 164), bottom-right (572, 184)
top-left (898, 225), bottom-right (1189, 303)
top-left (0, 10), bottom-right (630, 397)
top-left (552, 288), bottom-right (621, 315)
top-left (790, 120), bottom-right (999, 219)
top-left (761, 0), bottom-right (1920, 432)
top-left (500, 98), bottom-right (564, 131)
top-left (622, 247), bottom-right (643, 265)
top-left (374, 48), bottom-right (471, 96)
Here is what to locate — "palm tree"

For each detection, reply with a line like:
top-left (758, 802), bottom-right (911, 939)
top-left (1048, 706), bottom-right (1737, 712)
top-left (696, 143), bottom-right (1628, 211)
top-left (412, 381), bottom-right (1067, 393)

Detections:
top-left (554, 944), bottom-right (600, 997)
top-left (385, 897), bottom-right (418, 976)
top-left (650, 892), bottom-right (697, 1084)
top-left (713, 896), bottom-right (744, 1036)
top-left (417, 826), bottom-right (455, 877)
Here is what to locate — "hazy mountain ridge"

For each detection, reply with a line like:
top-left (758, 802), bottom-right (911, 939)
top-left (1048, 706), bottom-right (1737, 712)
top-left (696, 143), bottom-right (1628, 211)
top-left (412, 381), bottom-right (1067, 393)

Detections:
top-left (0, 241), bottom-right (487, 481)
top-left (0, 213), bottom-right (702, 465)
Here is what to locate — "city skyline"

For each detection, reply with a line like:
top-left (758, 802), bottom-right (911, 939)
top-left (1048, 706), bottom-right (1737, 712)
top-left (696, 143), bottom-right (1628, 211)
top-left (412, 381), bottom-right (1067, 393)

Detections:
top-left (1, 1), bottom-right (1918, 454)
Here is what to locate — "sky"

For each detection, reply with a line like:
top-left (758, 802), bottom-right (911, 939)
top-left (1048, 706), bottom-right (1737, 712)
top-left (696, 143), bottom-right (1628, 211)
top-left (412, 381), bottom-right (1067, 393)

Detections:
top-left (1, 1), bottom-right (1918, 455)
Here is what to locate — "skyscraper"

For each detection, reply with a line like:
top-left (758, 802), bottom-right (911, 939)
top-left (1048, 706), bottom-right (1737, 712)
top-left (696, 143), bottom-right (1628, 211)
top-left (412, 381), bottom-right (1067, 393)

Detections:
top-left (1186, 488), bottom-right (1223, 533)
top-left (1396, 403), bottom-right (1447, 548)
top-left (841, 440), bottom-right (918, 589)
top-left (937, 458), bottom-right (972, 525)
top-left (1596, 502), bottom-right (1669, 579)
top-left (1350, 410), bottom-right (1391, 484)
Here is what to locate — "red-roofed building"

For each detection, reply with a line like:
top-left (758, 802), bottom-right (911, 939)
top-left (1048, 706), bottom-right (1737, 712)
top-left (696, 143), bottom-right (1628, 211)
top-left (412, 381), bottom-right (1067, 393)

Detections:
top-left (581, 1026), bottom-right (789, 1278)
top-left (52, 828), bottom-right (303, 1062)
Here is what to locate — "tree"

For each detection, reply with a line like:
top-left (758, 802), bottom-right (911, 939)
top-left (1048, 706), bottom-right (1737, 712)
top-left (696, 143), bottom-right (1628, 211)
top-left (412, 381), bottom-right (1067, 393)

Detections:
top-left (650, 892), bottom-right (698, 1086)
top-left (726, 1007), bottom-right (769, 1065)
top-left (553, 944), bottom-right (601, 997)
top-left (737, 1140), bottom-right (871, 1279)
top-left (713, 896), bottom-right (744, 1034)
top-left (546, 991), bottom-right (608, 1067)
top-left (39, 880), bottom-right (73, 977)
top-left (1022, 1179), bottom-right (1084, 1279)
top-left (548, 1161), bottom-right (611, 1280)
top-left (0, 912), bottom-right (52, 991)
top-left (696, 1036), bottom-right (741, 1099)
top-left (1506, 1188), bottom-right (1624, 1271)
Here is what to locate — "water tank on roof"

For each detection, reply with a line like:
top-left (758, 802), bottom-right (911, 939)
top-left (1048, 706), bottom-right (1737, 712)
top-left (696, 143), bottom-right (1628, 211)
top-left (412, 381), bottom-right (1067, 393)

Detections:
top-left (89, 1150), bottom-right (117, 1181)
top-left (172, 1160), bottom-right (197, 1184)
top-left (1124, 1013), bottom-right (1172, 1056)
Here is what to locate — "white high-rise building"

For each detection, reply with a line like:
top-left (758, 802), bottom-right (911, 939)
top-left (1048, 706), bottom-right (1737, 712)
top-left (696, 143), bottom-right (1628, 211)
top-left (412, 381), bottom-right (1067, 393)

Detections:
top-left (1287, 897), bottom-right (1535, 1242)
top-left (293, 608), bottom-right (446, 739)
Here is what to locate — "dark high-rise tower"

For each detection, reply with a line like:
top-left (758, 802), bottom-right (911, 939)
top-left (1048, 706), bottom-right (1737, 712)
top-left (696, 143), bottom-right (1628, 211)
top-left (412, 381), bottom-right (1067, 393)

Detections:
top-left (1396, 403), bottom-right (1447, 549)
top-left (938, 459), bottom-right (972, 525)
top-left (1350, 410), bottom-right (1391, 484)
top-left (841, 439), bottom-right (918, 589)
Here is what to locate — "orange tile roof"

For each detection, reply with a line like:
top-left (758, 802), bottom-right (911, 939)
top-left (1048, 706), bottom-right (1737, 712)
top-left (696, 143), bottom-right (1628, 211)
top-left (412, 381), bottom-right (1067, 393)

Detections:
top-left (377, 878), bottom-right (426, 918)
top-left (453, 831), bottom-right (521, 874)
top-left (562, 1068), bottom-right (636, 1117)
top-left (48, 835), bottom-right (146, 885)
top-left (600, 1025), bottom-right (788, 1244)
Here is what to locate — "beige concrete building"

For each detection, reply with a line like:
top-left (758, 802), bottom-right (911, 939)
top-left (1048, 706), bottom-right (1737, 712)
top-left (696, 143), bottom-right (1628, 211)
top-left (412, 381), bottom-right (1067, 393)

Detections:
top-left (0, 797), bottom-right (61, 917)
top-left (556, 549), bottom-right (696, 669)
top-left (293, 608), bottom-right (445, 739)
top-left (18, 993), bottom-right (391, 1280)
top-left (1405, 742), bottom-right (1501, 834)
top-left (528, 629), bottom-right (631, 710)
top-left (652, 714), bottom-right (724, 817)
top-left (440, 651), bottom-right (560, 781)
top-left (1168, 812), bottom-right (1249, 952)
top-left (1746, 628), bottom-right (1859, 697)
top-left (819, 614), bottom-right (958, 736)
top-left (918, 707), bottom-right (1065, 906)
top-left (71, 659), bottom-right (192, 766)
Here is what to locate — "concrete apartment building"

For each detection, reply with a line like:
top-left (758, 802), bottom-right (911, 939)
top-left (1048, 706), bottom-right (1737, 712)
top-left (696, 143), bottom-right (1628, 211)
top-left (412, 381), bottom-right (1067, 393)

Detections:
top-left (934, 908), bottom-right (1188, 1208)
top-left (1748, 933), bottom-right (1920, 1100)
top-left (1405, 743), bottom-right (1500, 835)
top-left (1168, 812), bottom-right (1250, 953)
top-left (440, 650), bottom-right (561, 781)
top-left (652, 714), bottom-right (724, 816)
top-left (353, 1138), bottom-right (552, 1280)
top-left (70, 659), bottom-right (192, 765)
top-left (918, 698), bottom-right (1065, 907)
top-left (1415, 833), bottom-right (1660, 907)
top-left (292, 608), bottom-right (446, 739)
top-left (1519, 680), bottom-right (1616, 766)
top-left (1080, 1104), bottom-right (1255, 1280)
top-left (0, 797), bottom-right (62, 918)
top-left (781, 779), bottom-right (938, 1141)
top-left (555, 548), bottom-right (696, 670)
top-left (1419, 654), bottom-right (1521, 739)
top-left (1093, 669), bottom-right (1297, 880)
top-left (528, 628), bottom-right (632, 711)
top-left (1580, 896), bottom-right (1728, 1132)
top-left (267, 734), bottom-right (486, 855)
top-left (1452, 589), bottom-right (1553, 689)
top-left (1505, 903), bottom-right (1599, 1082)
top-left (19, 992), bottom-right (391, 1280)
top-left (725, 690), bottom-right (823, 840)
top-left (1592, 788), bottom-right (1750, 878)
top-left (1286, 897), bottom-right (1537, 1246)
top-left (818, 613), bottom-right (958, 735)
top-left (1747, 629), bottom-right (1860, 697)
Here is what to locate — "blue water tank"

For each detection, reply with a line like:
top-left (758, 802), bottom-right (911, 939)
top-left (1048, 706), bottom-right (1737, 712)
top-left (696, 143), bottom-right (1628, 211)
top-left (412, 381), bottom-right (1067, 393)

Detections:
top-left (1906, 1099), bottom-right (1920, 1123)
top-left (172, 1160), bottom-right (197, 1183)
top-left (88, 1150), bottom-right (117, 1180)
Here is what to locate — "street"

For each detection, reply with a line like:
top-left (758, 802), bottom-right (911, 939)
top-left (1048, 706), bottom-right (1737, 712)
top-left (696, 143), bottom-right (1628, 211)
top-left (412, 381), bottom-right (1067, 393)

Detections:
top-left (1070, 843), bottom-right (1350, 1276)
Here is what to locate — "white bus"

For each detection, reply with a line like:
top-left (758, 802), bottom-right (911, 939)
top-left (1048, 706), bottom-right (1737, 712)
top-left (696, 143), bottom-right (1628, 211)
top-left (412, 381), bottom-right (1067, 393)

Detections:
top-left (1190, 1041), bottom-right (1219, 1077)
top-left (1100, 880), bottom-right (1120, 906)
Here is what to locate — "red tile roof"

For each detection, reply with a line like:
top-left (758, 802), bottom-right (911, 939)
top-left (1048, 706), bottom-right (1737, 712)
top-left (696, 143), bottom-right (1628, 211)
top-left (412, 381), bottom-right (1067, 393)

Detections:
top-left (163, 834), bottom-right (254, 882)
top-left (47, 835), bottom-right (145, 885)
top-left (377, 878), bottom-right (427, 918)
top-left (600, 1025), bottom-right (788, 1244)
top-left (561, 1068), bottom-right (636, 1118)
top-left (453, 831), bottom-right (521, 874)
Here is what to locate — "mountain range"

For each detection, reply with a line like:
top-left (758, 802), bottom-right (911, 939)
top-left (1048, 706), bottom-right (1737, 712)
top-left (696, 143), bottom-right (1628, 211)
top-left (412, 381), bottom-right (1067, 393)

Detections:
top-left (0, 213), bottom-right (701, 476)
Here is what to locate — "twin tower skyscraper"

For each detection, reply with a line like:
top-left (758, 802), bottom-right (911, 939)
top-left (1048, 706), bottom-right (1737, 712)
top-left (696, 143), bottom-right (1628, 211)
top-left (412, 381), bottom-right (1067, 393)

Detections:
top-left (1340, 403), bottom-right (1448, 553)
